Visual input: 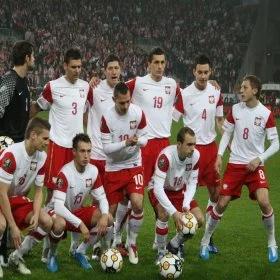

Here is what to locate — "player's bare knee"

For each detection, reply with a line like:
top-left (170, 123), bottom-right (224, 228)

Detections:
top-left (108, 213), bottom-right (114, 226)
top-left (156, 207), bottom-right (168, 222)
top-left (52, 216), bottom-right (66, 234)
top-left (0, 217), bottom-right (6, 234)
top-left (39, 211), bottom-right (53, 232)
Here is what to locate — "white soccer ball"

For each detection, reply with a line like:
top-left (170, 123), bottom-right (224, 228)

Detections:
top-left (159, 253), bottom-right (183, 279)
top-left (0, 136), bottom-right (14, 151)
top-left (100, 248), bottom-right (123, 273)
top-left (181, 212), bottom-right (198, 235)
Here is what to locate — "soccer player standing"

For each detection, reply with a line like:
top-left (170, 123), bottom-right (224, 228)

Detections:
top-left (176, 55), bottom-right (224, 252)
top-left (101, 82), bottom-right (147, 264)
top-left (0, 41), bottom-right (35, 268)
top-left (200, 75), bottom-right (279, 263)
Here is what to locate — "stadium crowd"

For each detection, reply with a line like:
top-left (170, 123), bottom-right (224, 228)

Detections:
top-left (0, 0), bottom-right (257, 92)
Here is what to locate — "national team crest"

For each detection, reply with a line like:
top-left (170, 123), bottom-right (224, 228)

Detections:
top-left (56, 177), bottom-right (64, 188)
top-left (185, 164), bottom-right (192, 171)
top-left (165, 86), bottom-right (171, 95)
top-left (79, 88), bottom-right (85, 98)
top-left (86, 178), bottom-right (92, 188)
top-left (208, 95), bottom-right (215, 104)
top-left (30, 161), bottom-right (37, 171)
top-left (254, 116), bottom-right (262, 126)
top-left (130, 120), bottom-right (137, 129)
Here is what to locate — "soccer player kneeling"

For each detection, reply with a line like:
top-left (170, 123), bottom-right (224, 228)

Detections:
top-left (149, 127), bottom-right (204, 265)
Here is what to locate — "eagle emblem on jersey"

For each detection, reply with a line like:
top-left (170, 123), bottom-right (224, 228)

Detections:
top-left (254, 116), bottom-right (262, 126)
top-left (30, 161), bottom-right (37, 171)
top-left (165, 86), bottom-right (171, 95)
top-left (79, 88), bottom-right (85, 98)
top-left (130, 120), bottom-right (137, 129)
top-left (86, 178), bottom-right (92, 188)
top-left (56, 177), bottom-right (64, 188)
top-left (185, 164), bottom-right (192, 171)
top-left (208, 95), bottom-right (215, 104)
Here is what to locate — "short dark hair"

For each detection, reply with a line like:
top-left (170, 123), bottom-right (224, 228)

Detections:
top-left (193, 54), bottom-right (212, 69)
top-left (104, 54), bottom-right (121, 69)
top-left (148, 47), bottom-right (166, 63)
top-left (72, 133), bottom-right (91, 150)
top-left (243, 75), bottom-right (262, 99)
top-left (177, 127), bottom-right (195, 143)
top-left (113, 82), bottom-right (130, 98)
top-left (25, 117), bottom-right (50, 139)
top-left (64, 48), bottom-right (82, 64)
top-left (12, 40), bottom-right (34, 66)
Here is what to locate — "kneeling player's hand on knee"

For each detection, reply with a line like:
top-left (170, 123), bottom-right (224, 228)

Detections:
top-left (11, 224), bottom-right (22, 249)
top-left (27, 214), bottom-right (39, 231)
top-left (79, 222), bottom-right (90, 242)
top-left (97, 214), bottom-right (109, 236)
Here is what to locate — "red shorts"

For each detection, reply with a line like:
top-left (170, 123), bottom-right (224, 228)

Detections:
top-left (141, 138), bottom-right (169, 186)
top-left (196, 141), bottom-right (220, 187)
top-left (8, 196), bottom-right (33, 230)
top-left (90, 159), bottom-right (106, 185)
top-left (104, 167), bottom-right (144, 205)
top-left (66, 206), bottom-right (97, 232)
top-left (220, 163), bottom-right (269, 200)
top-left (44, 140), bottom-right (73, 189)
top-left (149, 189), bottom-right (198, 212)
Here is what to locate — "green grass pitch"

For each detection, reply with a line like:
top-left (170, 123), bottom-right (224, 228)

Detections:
top-left (5, 114), bottom-right (280, 280)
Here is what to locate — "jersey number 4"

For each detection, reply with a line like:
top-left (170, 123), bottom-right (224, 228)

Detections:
top-left (202, 109), bottom-right (207, 120)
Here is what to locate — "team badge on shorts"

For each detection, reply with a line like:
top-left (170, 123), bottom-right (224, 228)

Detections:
top-left (30, 161), bottom-right (37, 171)
top-left (223, 184), bottom-right (228, 190)
top-left (254, 116), bottom-right (262, 126)
top-left (185, 164), bottom-right (192, 171)
top-left (130, 120), bottom-right (137, 129)
top-left (208, 95), bottom-right (215, 104)
top-left (86, 178), bottom-right (92, 188)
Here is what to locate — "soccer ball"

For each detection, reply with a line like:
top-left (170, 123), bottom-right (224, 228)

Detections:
top-left (181, 212), bottom-right (198, 235)
top-left (0, 136), bottom-right (14, 151)
top-left (100, 248), bottom-right (123, 273)
top-left (159, 253), bottom-right (183, 279)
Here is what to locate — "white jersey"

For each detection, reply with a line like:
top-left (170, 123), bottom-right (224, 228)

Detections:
top-left (126, 74), bottom-right (183, 139)
top-left (37, 76), bottom-right (92, 148)
top-left (0, 142), bottom-right (46, 196)
top-left (101, 103), bottom-right (147, 171)
top-left (55, 161), bottom-right (103, 211)
top-left (180, 82), bottom-right (223, 145)
top-left (150, 145), bottom-right (199, 215)
top-left (223, 102), bottom-right (278, 164)
top-left (87, 80), bottom-right (114, 160)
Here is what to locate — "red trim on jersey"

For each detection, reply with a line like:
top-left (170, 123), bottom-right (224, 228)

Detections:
top-left (100, 116), bottom-right (110, 133)
top-left (126, 79), bottom-right (136, 96)
top-left (37, 161), bottom-right (46, 175)
top-left (226, 108), bottom-right (235, 124)
top-left (157, 154), bottom-right (169, 173)
top-left (216, 93), bottom-right (223, 107)
top-left (87, 87), bottom-right (94, 107)
top-left (174, 86), bottom-right (184, 113)
top-left (266, 112), bottom-right (276, 128)
top-left (92, 174), bottom-right (102, 190)
top-left (0, 152), bottom-right (16, 174)
top-left (55, 172), bottom-right (68, 193)
top-left (138, 111), bottom-right (147, 129)
top-left (42, 82), bottom-right (53, 103)
top-left (193, 161), bottom-right (199, 170)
